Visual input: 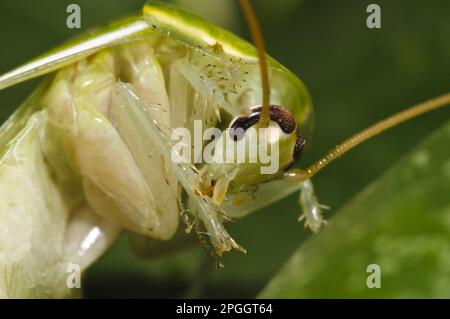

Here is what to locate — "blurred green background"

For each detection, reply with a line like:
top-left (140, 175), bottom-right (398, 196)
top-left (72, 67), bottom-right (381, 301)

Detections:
top-left (0, 0), bottom-right (449, 298)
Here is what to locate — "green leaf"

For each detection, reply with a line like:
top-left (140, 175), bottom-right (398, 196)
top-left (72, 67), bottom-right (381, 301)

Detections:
top-left (260, 120), bottom-right (450, 298)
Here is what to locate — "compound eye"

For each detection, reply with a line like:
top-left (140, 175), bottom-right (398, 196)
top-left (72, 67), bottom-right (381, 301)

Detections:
top-left (293, 133), bottom-right (305, 162)
top-left (229, 105), bottom-right (306, 169)
top-left (229, 105), bottom-right (297, 141)
top-left (283, 132), bottom-right (306, 171)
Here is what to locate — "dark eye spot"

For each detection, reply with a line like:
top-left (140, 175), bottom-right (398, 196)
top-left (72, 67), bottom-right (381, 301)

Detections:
top-left (229, 105), bottom-right (306, 168)
top-left (229, 113), bottom-right (260, 141)
top-left (229, 105), bottom-right (297, 141)
top-left (284, 129), bottom-right (305, 171)
top-left (293, 131), bottom-right (305, 162)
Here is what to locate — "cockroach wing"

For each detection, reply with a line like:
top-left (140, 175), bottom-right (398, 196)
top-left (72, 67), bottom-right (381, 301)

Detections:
top-left (0, 15), bottom-right (151, 91)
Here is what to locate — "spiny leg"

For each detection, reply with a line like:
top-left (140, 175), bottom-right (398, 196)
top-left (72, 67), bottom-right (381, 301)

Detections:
top-left (114, 82), bottom-right (246, 257)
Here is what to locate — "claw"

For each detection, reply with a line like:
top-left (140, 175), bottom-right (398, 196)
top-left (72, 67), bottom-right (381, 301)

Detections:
top-left (183, 215), bottom-right (195, 234)
top-left (187, 195), bottom-right (245, 258)
top-left (211, 221), bottom-right (247, 256)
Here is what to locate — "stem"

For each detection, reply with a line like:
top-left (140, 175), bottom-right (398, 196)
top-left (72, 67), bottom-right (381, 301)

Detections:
top-left (285, 92), bottom-right (450, 182)
top-left (238, 0), bottom-right (270, 127)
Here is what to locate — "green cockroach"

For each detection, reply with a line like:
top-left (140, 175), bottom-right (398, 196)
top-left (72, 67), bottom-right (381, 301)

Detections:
top-left (0, 1), bottom-right (448, 298)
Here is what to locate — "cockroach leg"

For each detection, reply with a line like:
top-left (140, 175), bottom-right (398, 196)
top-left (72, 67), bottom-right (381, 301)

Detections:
top-left (298, 179), bottom-right (327, 233)
top-left (284, 176), bottom-right (328, 234)
top-left (116, 82), bottom-right (245, 257)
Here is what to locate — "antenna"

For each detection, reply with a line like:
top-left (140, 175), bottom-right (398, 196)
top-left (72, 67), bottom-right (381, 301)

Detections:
top-left (237, 1), bottom-right (450, 180)
top-left (238, 0), bottom-right (270, 128)
top-left (285, 93), bottom-right (450, 182)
